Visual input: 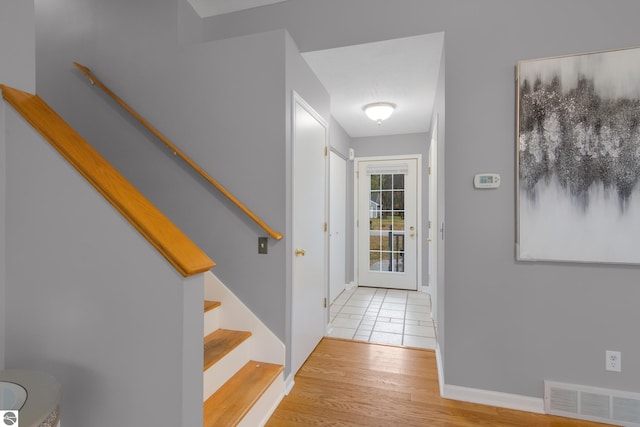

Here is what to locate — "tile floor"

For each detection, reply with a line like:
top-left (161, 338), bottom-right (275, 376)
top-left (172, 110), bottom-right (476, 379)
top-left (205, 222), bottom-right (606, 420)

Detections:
top-left (327, 286), bottom-right (436, 349)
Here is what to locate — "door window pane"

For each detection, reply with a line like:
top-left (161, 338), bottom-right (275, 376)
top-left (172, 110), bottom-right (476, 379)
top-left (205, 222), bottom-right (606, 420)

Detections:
top-left (368, 173), bottom-right (406, 273)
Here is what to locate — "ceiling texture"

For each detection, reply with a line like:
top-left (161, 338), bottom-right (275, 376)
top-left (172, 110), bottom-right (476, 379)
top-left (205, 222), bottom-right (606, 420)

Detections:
top-left (188, 1), bottom-right (444, 139)
top-left (302, 33), bottom-right (444, 139)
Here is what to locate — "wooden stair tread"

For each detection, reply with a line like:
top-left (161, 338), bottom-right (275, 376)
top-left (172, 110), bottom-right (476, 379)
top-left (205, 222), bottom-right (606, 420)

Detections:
top-left (204, 329), bottom-right (252, 371)
top-left (203, 361), bottom-right (283, 427)
top-left (204, 300), bottom-right (221, 313)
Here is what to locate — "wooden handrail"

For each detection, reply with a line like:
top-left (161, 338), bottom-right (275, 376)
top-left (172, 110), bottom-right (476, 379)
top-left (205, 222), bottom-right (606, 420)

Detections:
top-left (72, 62), bottom-right (284, 241)
top-left (1, 84), bottom-right (215, 277)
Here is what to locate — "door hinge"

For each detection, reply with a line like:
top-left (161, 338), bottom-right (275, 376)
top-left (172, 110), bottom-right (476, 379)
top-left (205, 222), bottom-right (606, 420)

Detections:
top-left (428, 166), bottom-right (432, 175)
top-left (325, 146), bottom-right (328, 156)
top-left (324, 298), bottom-right (327, 308)
top-left (324, 222), bottom-right (328, 232)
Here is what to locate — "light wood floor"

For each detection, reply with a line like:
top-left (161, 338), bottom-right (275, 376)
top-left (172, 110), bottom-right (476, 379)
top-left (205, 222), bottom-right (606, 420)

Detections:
top-left (267, 338), bottom-right (611, 426)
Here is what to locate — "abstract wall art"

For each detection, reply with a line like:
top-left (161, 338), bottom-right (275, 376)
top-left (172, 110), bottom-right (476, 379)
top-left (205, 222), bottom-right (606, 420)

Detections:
top-left (517, 46), bottom-right (640, 264)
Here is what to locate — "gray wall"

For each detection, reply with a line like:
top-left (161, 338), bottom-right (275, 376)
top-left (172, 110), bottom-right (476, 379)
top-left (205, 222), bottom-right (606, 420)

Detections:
top-left (0, 0), bottom-right (36, 370)
top-left (0, 0), bottom-right (35, 92)
top-left (9, 0), bottom-right (640, 406)
top-left (4, 107), bottom-right (202, 426)
top-left (35, 0), bottom-right (289, 346)
top-left (35, 0), bottom-right (328, 378)
top-left (329, 117), bottom-right (351, 159)
top-left (200, 0), bottom-right (640, 398)
top-left (352, 133), bottom-right (430, 288)
top-left (352, 133), bottom-right (428, 158)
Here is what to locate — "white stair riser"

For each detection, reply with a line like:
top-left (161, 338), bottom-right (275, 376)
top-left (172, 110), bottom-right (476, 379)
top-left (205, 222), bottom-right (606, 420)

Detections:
top-left (204, 272), bottom-right (284, 365)
top-left (204, 308), bottom-right (220, 337)
top-left (237, 372), bottom-right (285, 427)
top-left (203, 338), bottom-right (251, 401)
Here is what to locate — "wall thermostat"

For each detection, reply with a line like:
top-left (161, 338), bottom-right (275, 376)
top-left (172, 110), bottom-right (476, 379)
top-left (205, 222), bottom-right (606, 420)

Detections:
top-left (474, 173), bottom-right (501, 189)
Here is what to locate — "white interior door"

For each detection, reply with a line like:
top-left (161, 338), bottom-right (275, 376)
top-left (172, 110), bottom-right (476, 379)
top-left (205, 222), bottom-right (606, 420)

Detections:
top-left (292, 93), bottom-right (328, 376)
top-left (329, 151), bottom-right (347, 304)
top-left (357, 158), bottom-right (418, 290)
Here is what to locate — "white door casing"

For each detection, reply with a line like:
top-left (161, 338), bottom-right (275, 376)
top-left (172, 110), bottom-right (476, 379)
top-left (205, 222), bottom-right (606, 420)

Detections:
top-left (428, 117), bottom-right (438, 319)
top-left (291, 92), bottom-right (328, 376)
top-left (329, 151), bottom-right (347, 304)
top-left (356, 156), bottom-right (420, 290)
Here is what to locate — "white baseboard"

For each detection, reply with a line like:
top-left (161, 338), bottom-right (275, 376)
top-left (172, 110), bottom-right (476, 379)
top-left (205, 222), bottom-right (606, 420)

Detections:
top-left (345, 281), bottom-right (356, 290)
top-left (434, 341), bottom-right (543, 415)
top-left (442, 383), bottom-right (545, 414)
top-left (284, 373), bottom-right (295, 395)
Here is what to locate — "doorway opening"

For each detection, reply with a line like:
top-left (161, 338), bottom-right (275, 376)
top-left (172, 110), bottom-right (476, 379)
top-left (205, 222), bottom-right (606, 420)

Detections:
top-left (326, 154), bottom-right (434, 348)
top-left (301, 32), bottom-right (444, 352)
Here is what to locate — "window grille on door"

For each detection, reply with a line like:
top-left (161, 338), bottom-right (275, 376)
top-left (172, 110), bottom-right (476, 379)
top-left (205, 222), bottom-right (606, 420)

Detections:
top-left (366, 164), bottom-right (408, 273)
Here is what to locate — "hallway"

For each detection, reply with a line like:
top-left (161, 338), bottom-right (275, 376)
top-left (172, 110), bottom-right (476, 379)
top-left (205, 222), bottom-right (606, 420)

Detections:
top-left (327, 287), bottom-right (435, 349)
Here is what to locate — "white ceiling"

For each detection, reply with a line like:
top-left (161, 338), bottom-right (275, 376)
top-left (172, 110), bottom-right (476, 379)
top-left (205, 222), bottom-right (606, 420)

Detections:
top-left (187, 0), bottom-right (289, 17)
top-left (302, 33), bottom-right (444, 139)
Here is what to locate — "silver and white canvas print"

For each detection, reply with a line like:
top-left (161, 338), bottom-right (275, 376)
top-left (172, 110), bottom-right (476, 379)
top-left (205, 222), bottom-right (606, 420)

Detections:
top-left (517, 47), bottom-right (640, 263)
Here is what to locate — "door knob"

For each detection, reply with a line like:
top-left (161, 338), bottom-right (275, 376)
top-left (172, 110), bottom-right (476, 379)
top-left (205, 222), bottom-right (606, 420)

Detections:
top-left (295, 249), bottom-right (306, 257)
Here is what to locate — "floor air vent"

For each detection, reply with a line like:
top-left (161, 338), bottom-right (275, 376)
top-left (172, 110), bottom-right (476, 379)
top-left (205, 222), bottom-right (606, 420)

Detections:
top-left (545, 381), bottom-right (640, 426)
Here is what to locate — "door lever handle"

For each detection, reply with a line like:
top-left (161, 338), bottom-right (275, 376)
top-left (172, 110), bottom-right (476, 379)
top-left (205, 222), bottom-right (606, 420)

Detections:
top-left (295, 249), bottom-right (306, 257)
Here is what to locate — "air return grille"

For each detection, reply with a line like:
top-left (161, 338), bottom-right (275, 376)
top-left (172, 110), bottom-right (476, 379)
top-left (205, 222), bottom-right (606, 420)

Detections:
top-left (545, 381), bottom-right (640, 426)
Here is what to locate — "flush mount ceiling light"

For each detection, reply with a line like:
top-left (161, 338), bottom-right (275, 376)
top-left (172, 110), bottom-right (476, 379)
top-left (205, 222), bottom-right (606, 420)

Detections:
top-left (363, 102), bottom-right (396, 125)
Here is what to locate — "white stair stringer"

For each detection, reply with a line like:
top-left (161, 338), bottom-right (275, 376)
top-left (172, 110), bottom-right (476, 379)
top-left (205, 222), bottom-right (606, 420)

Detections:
top-left (203, 337), bottom-right (251, 402)
top-left (203, 272), bottom-right (285, 366)
top-left (203, 271), bottom-right (285, 426)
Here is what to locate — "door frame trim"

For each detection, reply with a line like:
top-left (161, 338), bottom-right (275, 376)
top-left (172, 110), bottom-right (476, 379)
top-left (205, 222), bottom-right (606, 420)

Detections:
top-left (290, 91), bottom-right (329, 376)
top-left (353, 154), bottom-right (422, 290)
top-left (329, 150), bottom-right (347, 305)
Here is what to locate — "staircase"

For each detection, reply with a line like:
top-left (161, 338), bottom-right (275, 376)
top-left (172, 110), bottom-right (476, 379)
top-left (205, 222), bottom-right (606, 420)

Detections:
top-left (202, 272), bottom-right (285, 426)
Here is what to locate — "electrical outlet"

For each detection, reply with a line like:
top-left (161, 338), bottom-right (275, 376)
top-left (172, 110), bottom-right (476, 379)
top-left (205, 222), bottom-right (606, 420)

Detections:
top-left (606, 350), bottom-right (621, 372)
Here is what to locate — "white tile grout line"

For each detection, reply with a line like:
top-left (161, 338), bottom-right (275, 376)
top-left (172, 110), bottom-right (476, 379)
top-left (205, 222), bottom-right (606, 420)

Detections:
top-left (353, 287), bottom-right (379, 341)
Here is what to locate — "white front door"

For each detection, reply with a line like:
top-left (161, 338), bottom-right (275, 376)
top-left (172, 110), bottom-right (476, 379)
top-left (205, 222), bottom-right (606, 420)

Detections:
top-left (291, 93), bottom-right (328, 376)
top-left (329, 151), bottom-right (347, 304)
top-left (357, 157), bottom-right (419, 290)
